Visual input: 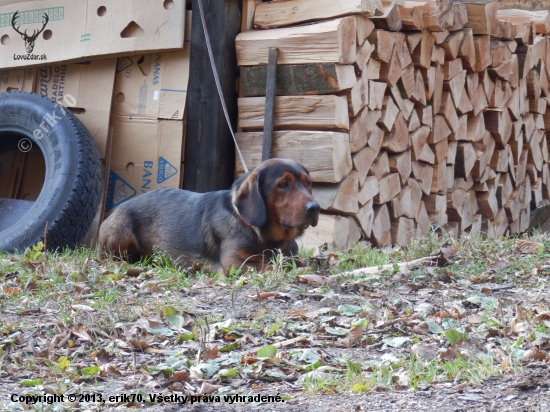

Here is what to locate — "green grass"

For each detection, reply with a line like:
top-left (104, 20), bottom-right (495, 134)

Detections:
top-left (2, 231), bottom-right (550, 401)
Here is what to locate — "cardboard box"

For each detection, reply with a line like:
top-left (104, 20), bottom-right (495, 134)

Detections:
top-left (34, 59), bottom-right (117, 160)
top-left (0, 150), bottom-right (23, 198)
top-left (0, 67), bottom-right (35, 92)
top-left (0, 0), bottom-right (185, 69)
top-left (111, 11), bottom-right (191, 120)
top-left (0, 148), bottom-right (44, 200)
top-left (105, 116), bottom-right (183, 212)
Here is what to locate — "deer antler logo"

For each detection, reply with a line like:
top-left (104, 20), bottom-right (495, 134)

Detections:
top-left (11, 11), bottom-right (49, 54)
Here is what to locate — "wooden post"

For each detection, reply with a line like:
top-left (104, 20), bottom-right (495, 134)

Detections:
top-left (262, 47), bottom-right (278, 161)
top-left (184, 0), bottom-right (241, 192)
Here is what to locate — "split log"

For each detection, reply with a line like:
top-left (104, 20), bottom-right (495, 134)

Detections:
top-left (497, 9), bottom-right (550, 35)
top-left (371, 3), bottom-right (403, 32)
top-left (461, 0), bottom-right (498, 35)
top-left (254, 0), bottom-right (383, 29)
top-left (240, 63), bottom-right (356, 97)
top-left (370, 151), bottom-right (390, 180)
top-left (236, 17), bottom-right (357, 65)
top-left (238, 95), bottom-right (349, 130)
top-left (391, 217), bottom-right (416, 246)
top-left (399, 1), bottom-right (427, 30)
top-left (357, 199), bottom-right (375, 237)
top-left (424, 193), bottom-right (447, 226)
top-left (235, 131), bottom-right (352, 183)
top-left (358, 176), bottom-right (380, 205)
top-left (300, 214), bottom-right (362, 251)
top-left (353, 147), bottom-right (378, 186)
top-left (372, 204), bottom-right (392, 246)
top-left (313, 171), bottom-right (359, 214)
top-left (374, 173), bottom-right (401, 204)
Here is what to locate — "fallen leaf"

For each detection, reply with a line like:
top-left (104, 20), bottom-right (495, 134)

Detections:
top-left (453, 382), bottom-right (468, 391)
top-left (247, 291), bottom-right (293, 300)
top-left (439, 347), bottom-right (458, 361)
top-left (126, 267), bottom-right (146, 277)
top-left (396, 283), bottom-right (422, 294)
top-left (204, 347), bottom-right (220, 360)
top-left (341, 326), bottom-right (362, 348)
top-left (516, 240), bottom-right (544, 254)
top-left (500, 357), bottom-right (510, 371)
top-left (298, 274), bottom-right (332, 286)
top-left (383, 336), bottom-right (409, 348)
top-left (170, 370), bottom-right (189, 381)
top-left (72, 326), bottom-right (92, 341)
top-left (71, 304), bottom-right (96, 312)
top-left (199, 382), bottom-right (222, 395)
top-left (412, 343), bottom-right (437, 360)
top-left (413, 322), bottom-right (430, 335)
top-left (521, 348), bottom-right (547, 362)
top-left (413, 302), bottom-right (436, 315)
top-left (535, 311), bottom-right (550, 320)
top-left (128, 338), bottom-right (149, 349)
top-left (2, 286), bottom-right (19, 295)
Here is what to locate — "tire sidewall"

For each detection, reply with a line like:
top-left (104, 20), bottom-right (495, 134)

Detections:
top-left (0, 92), bottom-right (79, 250)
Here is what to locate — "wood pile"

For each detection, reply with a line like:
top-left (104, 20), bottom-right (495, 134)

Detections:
top-left (235, 0), bottom-right (550, 250)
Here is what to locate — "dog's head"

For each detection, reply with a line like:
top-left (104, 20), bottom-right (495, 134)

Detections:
top-left (232, 158), bottom-right (320, 241)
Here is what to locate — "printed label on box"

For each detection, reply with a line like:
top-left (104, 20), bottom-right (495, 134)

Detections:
top-left (157, 157), bottom-right (178, 184)
top-left (106, 171), bottom-right (136, 211)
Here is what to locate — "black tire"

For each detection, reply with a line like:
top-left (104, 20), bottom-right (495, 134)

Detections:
top-left (0, 91), bottom-right (102, 251)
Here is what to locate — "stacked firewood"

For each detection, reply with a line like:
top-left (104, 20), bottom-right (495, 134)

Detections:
top-left (234, 0), bottom-right (550, 250)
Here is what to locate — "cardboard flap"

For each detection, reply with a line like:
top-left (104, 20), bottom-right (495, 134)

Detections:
top-left (0, 0), bottom-right (185, 68)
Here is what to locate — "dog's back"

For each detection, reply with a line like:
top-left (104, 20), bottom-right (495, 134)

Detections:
top-left (99, 188), bottom-right (235, 263)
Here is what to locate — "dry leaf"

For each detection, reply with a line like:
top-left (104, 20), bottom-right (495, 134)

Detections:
top-left (71, 304), bottom-right (96, 312)
top-left (199, 382), bottom-right (221, 395)
top-left (2, 286), bottom-right (19, 295)
top-left (126, 267), bottom-right (146, 277)
top-left (298, 274), bottom-right (332, 286)
top-left (396, 283), bottom-right (422, 294)
top-left (516, 240), bottom-right (543, 254)
top-left (72, 326), bottom-right (93, 341)
top-left (534, 312), bottom-right (550, 322)
top-left (128, 338), bottom-right (149, 349)
top-left (412, 343), bottom-right (437, 360)
top-left (439, 347), bottom-right (458, 361)
top-left (203, 347), bottom-right (220, 360)
top-left (413, 322), bottom-right (430, 335)
top-left (342, 326), bottom-right (362, 348)
top-left (500, 357), bottom-right (510, 371)
top-left (453, 382), bottom-right (468, 391)
top-left (247, 291), bottom-right (292, 300)
top-left (522, 348), bottom-right (547, 362)
top-left (170, 370), bottom-right (189, 381)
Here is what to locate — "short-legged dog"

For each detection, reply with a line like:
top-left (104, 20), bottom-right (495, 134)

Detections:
top-left (99, 158), bottom-right (320, 274)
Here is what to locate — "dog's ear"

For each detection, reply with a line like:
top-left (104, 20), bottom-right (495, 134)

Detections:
top-left (232, 171), bottom-right (267, 227)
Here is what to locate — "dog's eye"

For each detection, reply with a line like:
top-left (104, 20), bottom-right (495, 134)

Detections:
top-left (278, 182), bottom-right (289, 189)
top-left (306, 181), bottom-right (312, 188)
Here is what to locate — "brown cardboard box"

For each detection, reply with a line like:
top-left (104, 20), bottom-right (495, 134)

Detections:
top-left (112, 48), bottom-right (190, 120)
top-left (111, 11), bottom-right (191, 120)
top-left (15, 148), bottom-right (45, 200)
top-left (105, 116), bottom-right (183, 211)
top-left (0, 67), bottom-right (35, 92)
top-left (0, 150), bottom-right (23, 198)
top-left (0, 148), bottom-right (44, 200)
top-left (0, 0), bottom-right (185, 69)
top-left (33, 59), bottom-right (117, 160)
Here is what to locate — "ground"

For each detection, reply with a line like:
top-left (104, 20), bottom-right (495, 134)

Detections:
top-left (1, 233), bottom-right (550, 411)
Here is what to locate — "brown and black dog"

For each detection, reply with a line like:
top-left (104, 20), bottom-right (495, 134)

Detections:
top-left (99, 158), bottom-right (320, 274)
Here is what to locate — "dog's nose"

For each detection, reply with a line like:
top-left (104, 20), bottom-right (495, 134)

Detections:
top-left (305, 201), bottom-right (320, 216)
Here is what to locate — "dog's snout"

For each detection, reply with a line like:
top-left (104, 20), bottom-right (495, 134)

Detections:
top-left (305, 201), bottom-right (320, 216)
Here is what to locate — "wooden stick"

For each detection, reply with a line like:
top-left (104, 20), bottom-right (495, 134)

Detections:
top-left (262, 48), bottom-right (278, 161)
